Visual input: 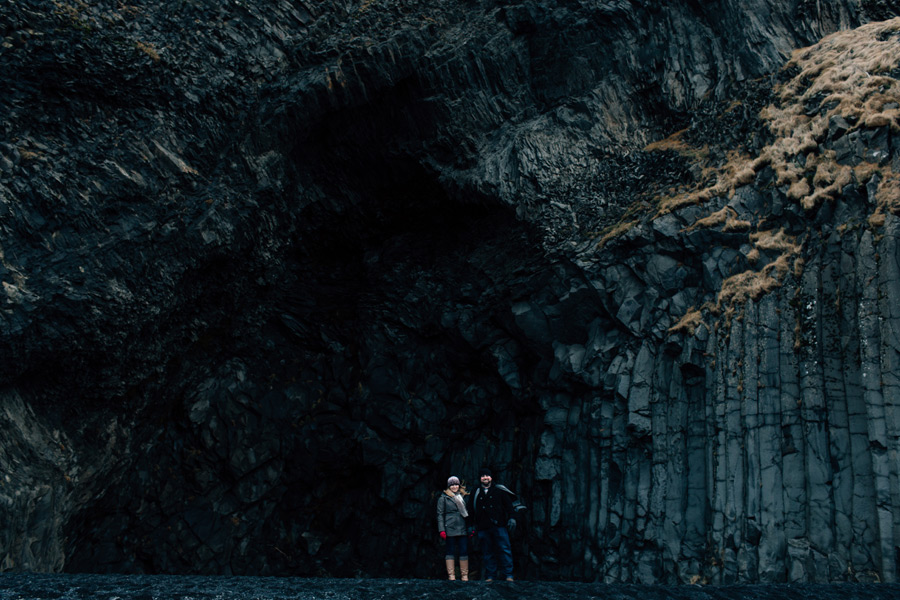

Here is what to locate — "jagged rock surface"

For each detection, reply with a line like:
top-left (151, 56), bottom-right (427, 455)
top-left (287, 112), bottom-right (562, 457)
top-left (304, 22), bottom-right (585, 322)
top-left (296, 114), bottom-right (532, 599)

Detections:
top-left (4, 573), bottom-right (900, 600)
top-left (2, 0), bottom-right (900, 585)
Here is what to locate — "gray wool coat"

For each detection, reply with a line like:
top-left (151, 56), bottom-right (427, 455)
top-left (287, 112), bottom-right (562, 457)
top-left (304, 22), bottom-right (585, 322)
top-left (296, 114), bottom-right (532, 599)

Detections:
top-left (436, 490), bottom-right (469, 537)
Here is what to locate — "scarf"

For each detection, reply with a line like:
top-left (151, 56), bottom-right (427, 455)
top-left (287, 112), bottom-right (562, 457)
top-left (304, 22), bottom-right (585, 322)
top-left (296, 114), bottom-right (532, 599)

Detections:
top-left (446, 489), bottom-right (469, 518)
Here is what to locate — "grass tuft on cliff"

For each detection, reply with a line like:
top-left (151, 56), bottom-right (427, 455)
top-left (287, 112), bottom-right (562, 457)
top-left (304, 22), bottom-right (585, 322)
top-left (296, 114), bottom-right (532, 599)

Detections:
top-left (645, 18), bottom-right (900, 332)
top-left (646, 17), bottom-right (900, 224)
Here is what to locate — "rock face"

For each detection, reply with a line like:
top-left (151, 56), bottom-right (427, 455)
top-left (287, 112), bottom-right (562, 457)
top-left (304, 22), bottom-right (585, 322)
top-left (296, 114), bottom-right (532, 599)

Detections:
top-left (2, 0), bottom-right (900, 585)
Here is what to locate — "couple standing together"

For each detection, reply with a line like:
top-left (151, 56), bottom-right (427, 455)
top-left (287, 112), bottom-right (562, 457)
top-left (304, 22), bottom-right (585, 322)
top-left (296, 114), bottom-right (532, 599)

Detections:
top-left (436, 467), bottom-right (516, 582)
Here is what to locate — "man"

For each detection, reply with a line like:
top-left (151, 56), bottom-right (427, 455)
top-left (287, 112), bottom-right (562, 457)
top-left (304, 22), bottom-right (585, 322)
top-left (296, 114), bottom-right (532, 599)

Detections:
top-left (469, 466), bottom-right (516, 581)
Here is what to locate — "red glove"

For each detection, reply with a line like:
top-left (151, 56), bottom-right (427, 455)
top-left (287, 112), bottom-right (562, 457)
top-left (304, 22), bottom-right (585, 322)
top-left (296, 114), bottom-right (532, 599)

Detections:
top-left (440, 531), bottom-right (447, 540)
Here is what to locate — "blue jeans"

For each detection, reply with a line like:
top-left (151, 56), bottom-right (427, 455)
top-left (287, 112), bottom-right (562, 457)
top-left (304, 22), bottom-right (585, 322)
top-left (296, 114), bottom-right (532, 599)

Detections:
top-left (478, 527), bottom-right (513, 580)
top-left (444, 535), bottom-right (468, 559)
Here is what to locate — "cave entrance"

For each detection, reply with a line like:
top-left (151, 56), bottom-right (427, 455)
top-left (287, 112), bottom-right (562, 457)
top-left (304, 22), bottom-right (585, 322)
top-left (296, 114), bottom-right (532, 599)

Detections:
top-left (267, 152), bottom-right (548, 577)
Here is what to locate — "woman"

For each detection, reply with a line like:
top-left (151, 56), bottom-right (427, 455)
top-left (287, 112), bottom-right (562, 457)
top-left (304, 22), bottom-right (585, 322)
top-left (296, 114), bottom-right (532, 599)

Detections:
top-left (436, 475), bottom-right (470, 581)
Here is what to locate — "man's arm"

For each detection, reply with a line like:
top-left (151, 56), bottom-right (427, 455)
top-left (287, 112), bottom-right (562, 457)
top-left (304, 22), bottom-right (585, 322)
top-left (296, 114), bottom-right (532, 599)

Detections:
top-left (501, 486), bottom-right (514, 518)
top-left (501, 487), bottom-right (516, 534)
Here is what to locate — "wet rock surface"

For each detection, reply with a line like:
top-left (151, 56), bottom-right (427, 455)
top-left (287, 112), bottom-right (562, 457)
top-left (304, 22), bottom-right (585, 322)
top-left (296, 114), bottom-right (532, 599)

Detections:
top-left (3, 0), bottom-right (900, 587)
top-left (2, 574), bottom-right (900, 600)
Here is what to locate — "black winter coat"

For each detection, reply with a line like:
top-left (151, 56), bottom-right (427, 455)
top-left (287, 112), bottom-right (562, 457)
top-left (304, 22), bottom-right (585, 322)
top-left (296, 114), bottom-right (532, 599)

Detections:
top-left (470, 484), bottom-right (514, 531)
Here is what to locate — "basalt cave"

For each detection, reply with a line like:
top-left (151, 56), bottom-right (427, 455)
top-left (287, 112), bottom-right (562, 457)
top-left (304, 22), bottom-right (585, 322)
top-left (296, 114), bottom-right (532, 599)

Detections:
top-left (3, 0), bottom-right (900, 588)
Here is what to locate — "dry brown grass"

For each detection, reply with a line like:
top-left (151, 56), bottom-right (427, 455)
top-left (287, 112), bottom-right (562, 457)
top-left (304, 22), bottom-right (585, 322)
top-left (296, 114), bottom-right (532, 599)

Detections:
top-left (862, 93), bottom-right (900, 131)
top-left (622, 19), bottom-right (899, 309)
top-left (649, 18), bottom-right (900, 226)
top-left (867, 172), bottom-right (900, 228)
top-left (750, 228), bottom-right (800, 253)
top-left (655, 180), bottom-right (729, 217)
top-left (763, 18), bottom-right (900, 210)
top-left (723, 215), bottom-right (752, 232)
top-left (876, 173), bottom-right (900, 211)
top-left (695, 19), bottom-right (900, 215)
top-left (779, 20), bottom-right (900, 119)
top-left (644, 129), bottom-right (721, 217)
top-left (713, 230), bottom-right (799, 313)
top-left (644, 128), bottom-right (710, 161)
top-left (787, 178), bottom-right (811, 200)
top-left (734, 166), bottom-right (757, 187)
top-left (716, 269), bottom-right (780, 310)
top-left (668, 307), bottom-right (704, 335)
top-left (53, 0), bottom-right (95, 33)
top-left (793, 256), bottom-right (805, 278)
top-left (853, 161), bottom-right (883, 184)
top-left (801, 160), bottom-right (853, 210)
top-left (136, 40), bottom-right (160, 62)
top-left (868, 211), bottom-right (887, 228)
top-left (685, 205), bottom-right (731, 231)
top-left (597, 220), bottom-right (638, 248)
top-left (684, 205), bottom-right (752, 233)
top-left (654, 148), bottom-right (761, 218)
top-left (716, 253), bottom-right (792, 311)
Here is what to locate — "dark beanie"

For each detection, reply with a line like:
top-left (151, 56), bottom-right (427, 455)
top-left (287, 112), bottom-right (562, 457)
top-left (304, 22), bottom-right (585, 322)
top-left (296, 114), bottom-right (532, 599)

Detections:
top-left (479, 466), bottom-right (492, 477)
